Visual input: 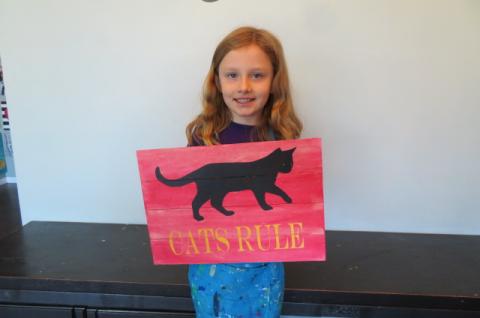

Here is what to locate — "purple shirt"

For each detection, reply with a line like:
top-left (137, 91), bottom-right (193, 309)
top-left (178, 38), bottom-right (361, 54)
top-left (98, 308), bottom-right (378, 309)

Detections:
top-left (190, 121), bottom-right (258, 146)
top-left (218, 121), bottom-right (257, 144)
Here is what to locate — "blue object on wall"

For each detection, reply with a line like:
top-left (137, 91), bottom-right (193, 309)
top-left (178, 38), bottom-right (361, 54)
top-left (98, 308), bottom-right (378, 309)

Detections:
top-left (0, 133), bottom-right (6, 175)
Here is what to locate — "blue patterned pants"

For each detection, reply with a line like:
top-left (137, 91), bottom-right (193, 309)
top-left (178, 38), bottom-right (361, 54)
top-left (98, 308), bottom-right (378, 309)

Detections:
top-left (189, 263), bottom-right (284, 318)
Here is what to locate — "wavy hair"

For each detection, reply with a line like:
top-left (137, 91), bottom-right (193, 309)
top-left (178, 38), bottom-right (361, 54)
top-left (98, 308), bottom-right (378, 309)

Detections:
top-left (186, 26), bottom-right (302, 145)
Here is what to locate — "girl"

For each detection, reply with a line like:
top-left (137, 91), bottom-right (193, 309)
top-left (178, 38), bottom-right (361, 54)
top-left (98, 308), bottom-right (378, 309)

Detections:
top-left (186, 26), bottom-right (302, 318)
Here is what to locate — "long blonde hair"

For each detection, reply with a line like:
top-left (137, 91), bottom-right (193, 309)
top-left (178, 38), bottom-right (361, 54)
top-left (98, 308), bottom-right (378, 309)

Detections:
top-left (186, 26), bottom-right (302, 145)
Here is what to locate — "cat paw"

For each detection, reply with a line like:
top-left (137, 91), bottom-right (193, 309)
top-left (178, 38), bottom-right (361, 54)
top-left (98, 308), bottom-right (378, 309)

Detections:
top-left (284, 197), bottom-right (292, 203)
top-left (222, 210), bottom-right (235, 216)
top-left (262, 205), bottom-right (273, 210)
top-left (194, 214), bottom-right (205, 221)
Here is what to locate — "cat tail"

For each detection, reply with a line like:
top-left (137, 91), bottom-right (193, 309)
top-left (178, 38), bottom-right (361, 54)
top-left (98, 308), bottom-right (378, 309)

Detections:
top-left (155, 167), bottom-right (192, 187)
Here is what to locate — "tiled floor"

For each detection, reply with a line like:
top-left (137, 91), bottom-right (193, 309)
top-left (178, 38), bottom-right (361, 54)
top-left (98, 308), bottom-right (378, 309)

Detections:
top-left (0, 183), bottom-right (21, 239)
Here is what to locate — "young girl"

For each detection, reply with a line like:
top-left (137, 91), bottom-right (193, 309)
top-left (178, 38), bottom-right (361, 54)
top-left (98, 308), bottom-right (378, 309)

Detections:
top-left (186, 26), bottom-right (302, 318)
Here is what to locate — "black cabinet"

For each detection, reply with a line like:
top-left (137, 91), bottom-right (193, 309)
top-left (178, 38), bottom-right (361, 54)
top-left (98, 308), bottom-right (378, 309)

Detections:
top-left (0, 305), bottom-right (196, 318)
top-left (1, 221), bottom-right (480, 318)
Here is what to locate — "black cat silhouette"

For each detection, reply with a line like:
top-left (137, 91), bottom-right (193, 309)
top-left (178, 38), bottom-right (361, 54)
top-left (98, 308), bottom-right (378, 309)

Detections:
top-left (155, 147), bottom-right (295, 221)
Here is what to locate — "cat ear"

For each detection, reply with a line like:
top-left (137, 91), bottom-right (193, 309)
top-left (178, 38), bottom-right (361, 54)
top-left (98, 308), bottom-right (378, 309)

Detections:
top-left (267, 148), bottom-right (282, 157)
top-left (286, 147), bottom-right (296, 155)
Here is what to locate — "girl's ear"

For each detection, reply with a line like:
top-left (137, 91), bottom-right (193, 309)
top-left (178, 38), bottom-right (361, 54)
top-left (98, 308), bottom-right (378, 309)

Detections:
top-left (214, 74), bottom-right (222, 93)
top-left (269, 76), bottom-right (275, 94)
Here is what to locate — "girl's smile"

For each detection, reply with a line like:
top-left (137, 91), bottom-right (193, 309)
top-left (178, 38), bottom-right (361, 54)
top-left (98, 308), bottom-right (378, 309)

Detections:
top-left (217, 44), bottom-right (273, 125)
top-left (235, 97), bottom-right (256, 104)
top-left (234, 97), bottom-right (257, 108)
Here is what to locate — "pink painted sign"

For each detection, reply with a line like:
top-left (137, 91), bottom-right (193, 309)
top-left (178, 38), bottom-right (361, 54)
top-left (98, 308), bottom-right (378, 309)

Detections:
top-left (137, 138), bottom-right (325, 265)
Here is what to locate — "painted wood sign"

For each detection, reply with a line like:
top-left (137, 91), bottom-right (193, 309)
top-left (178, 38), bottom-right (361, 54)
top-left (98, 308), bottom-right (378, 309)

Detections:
top-left (137, 138), bottom-right (325, 265)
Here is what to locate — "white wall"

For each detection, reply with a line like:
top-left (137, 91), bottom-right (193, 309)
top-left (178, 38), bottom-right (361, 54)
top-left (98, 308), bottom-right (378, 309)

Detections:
top-left (0, 0), bottom-right (479, 234)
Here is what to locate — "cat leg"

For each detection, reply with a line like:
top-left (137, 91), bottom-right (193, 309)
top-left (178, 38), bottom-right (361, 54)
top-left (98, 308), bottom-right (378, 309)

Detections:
top-left (269, 185), bottom-right (292, 203)
top-left (211, 193), bottom-right (235, 217)
top-left (192, 192), bottom-right (210, 221)
top-left (253, 191), bottom-right (273, 210)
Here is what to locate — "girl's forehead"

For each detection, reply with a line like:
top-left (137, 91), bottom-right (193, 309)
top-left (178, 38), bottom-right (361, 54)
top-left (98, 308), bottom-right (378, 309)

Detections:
top-left (219, 44), bottom-right (273, 69)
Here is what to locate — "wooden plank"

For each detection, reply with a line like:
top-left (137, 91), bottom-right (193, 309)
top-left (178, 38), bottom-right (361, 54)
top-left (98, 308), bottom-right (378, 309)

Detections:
top-left (137, 138), bottom-right (325, 264)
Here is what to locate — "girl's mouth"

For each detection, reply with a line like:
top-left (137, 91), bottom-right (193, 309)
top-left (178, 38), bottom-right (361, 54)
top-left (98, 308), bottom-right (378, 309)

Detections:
top-left (234, 98), bottom-right (256, 104)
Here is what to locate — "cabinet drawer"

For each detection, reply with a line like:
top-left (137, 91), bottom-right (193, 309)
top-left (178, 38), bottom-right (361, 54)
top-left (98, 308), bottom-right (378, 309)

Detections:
top-left (0, 304), bottom-right (72, 318)
top-left (96, 310), bottom-right (195, 318)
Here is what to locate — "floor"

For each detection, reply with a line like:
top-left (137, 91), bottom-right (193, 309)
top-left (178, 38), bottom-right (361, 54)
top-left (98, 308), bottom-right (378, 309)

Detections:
top-left (0, 183), bottom-right (21, 240)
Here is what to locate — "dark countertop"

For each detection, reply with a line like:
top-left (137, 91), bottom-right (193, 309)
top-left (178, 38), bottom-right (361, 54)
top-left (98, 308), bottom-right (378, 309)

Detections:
top-left (0, 184), bottom-right (21, 240)
top-left (1, 221), bottom-right (480, 315)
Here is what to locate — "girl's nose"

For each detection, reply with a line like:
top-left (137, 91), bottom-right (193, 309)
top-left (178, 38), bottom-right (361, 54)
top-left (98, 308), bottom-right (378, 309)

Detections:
top-left (238, 76), bottom-right (252, 93)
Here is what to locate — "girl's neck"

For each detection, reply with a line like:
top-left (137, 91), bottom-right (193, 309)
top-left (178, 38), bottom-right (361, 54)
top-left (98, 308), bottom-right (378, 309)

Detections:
top-left (230, 113), bottom-right (261, 126)
top-left (230, 120), bottom-right (256, 127)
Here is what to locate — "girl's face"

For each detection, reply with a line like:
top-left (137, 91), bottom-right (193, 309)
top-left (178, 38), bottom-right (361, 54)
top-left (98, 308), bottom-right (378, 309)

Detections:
top-left (217, 44), bottom-right (273, 125)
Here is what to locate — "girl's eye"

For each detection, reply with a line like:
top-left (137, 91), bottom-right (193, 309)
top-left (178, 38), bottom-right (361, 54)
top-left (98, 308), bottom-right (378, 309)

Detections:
top-left (225, 72), bottom-right (237, 79)
top-left (251, 73), bottom-right (264, 79)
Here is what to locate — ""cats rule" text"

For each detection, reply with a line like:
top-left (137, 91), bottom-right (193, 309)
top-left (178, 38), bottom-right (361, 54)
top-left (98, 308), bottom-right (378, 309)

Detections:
top-left (167, 222), bottom-right (304, 255)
